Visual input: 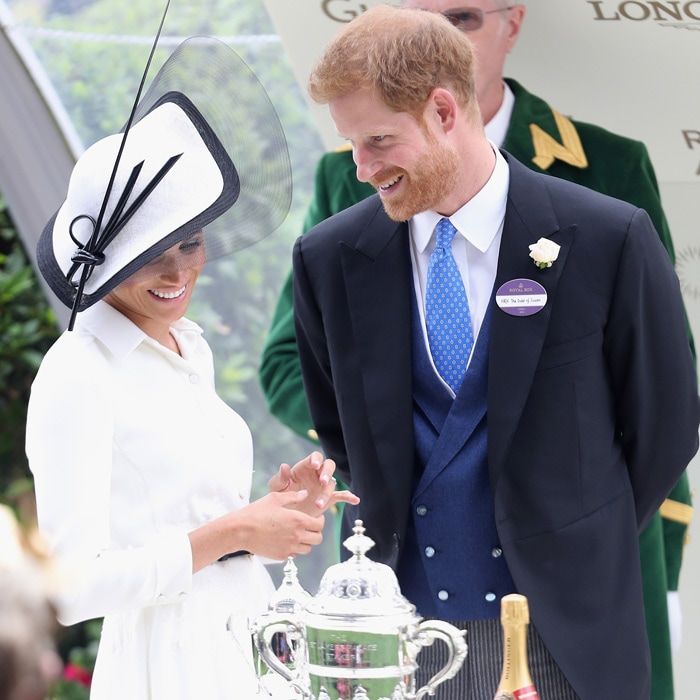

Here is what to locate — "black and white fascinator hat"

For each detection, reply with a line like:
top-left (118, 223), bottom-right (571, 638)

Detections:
top-left (37, 5), bottom-right (292, 329)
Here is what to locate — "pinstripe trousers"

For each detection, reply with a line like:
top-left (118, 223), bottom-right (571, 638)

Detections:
top-left (415, 619), bottom-right (579, 700)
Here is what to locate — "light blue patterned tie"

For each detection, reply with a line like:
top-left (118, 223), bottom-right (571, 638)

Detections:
top-left (425, 218), bottom-right (474, 392)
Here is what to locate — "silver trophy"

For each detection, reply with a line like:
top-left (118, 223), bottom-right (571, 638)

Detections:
top-left (252, 520), bottom-right (467, 700)
top-left (254, 557), bottom-right (311, 691)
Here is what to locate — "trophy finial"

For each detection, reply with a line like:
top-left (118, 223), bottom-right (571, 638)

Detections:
top-left (343, 519), bottom-right (376, 561)
top-left (266, 556), bottom-right (310, 614)
top-left (282, 556), bottom-right (299, 582)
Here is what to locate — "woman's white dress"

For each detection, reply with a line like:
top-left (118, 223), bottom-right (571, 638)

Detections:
top-left (26, 301), bottom-right (276, 699)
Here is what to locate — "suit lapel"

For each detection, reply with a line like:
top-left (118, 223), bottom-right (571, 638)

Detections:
top-left (503, 78), bottom-right (588, 173)
top-left (488, 154), bottom-right (576, 489)
top-left (503, 78), bottom-right (559, 170)
top-left (341, 199), bottom-right (415, 521)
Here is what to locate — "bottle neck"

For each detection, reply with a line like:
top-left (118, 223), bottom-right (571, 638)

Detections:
top-left (496, 622), bottom-right (537, 696)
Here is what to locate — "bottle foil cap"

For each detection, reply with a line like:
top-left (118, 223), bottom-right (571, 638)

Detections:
top-left (500, 593), bottom-right (530, 625)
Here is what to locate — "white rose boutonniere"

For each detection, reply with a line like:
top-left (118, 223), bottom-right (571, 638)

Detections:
top-left (529, 237), bottom-right (561, 270)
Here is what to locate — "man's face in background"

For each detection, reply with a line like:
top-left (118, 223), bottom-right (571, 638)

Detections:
top-left (401, 1), bottom-right (525, 122)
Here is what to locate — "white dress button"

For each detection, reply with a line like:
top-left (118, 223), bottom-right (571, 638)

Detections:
top-left (424, 546), bottom-right (435, 558)
top-left (189, 373), bottom-right (200, 384)
top-left (485, 592), bottom-right (497, 602)
top-left (438, 590), bottom-right (449, 601)
top-left (416, 505), bottom-right (428, 516)
top-left (491, 547), bottom-right (503, 558)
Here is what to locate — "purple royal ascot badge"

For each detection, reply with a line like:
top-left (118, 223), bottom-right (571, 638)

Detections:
top-left (495, 278), bottom-right (547, 317)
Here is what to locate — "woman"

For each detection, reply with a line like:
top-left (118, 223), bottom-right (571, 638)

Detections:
top-left (26, 45), bottom-right (358, 699)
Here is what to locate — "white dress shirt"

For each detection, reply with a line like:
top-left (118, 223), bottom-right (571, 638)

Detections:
top-left (409, 146), bottom-right (510, 395)
top-left (484, 80), bottom-right (515, 148)
top-left (26, 301), bottom-right (275, 699)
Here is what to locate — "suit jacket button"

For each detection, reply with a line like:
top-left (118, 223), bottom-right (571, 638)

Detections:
top-left (438, 590), bottom-right (449, 601)
top-left (485, 592), bottom-right (497, 602)
top-left (416, 505), bottom-right (428, 516)
top-left (424, 546), bottom-right (435, 558)
top-left (491, 547), bottom-right (503, 558)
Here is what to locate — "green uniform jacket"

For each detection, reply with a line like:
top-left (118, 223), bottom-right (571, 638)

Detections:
top-left (260, 79), bottom-right (693, 699)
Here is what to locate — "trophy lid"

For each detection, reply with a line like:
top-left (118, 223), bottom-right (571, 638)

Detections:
top-left (267, 557), bottom-right (311, 614)
top-left (305, 520), bottom-right (415, 620)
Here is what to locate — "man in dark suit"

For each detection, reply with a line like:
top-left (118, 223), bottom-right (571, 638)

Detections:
top-left (292, 6), bottom-right (699, 698)
top-left (261, 4), bottom-right (693, 694)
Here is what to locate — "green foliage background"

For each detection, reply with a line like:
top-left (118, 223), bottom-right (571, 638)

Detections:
top-left (0, 198), bottom-right (59, 499)
top-left (2, 0), bottom-right (335, 694)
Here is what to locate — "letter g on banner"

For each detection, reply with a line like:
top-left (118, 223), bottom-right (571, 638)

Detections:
top-left (322, 0), bottom-right (369, 23)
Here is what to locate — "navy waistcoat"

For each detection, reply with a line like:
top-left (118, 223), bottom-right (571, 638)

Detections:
top-left (396, 293), bottom-right (515, 620)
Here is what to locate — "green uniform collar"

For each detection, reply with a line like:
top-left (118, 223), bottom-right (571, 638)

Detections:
top-left (503, 78), bottom-right (588, 172)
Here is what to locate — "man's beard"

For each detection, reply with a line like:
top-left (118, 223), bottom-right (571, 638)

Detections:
top-left (372, 140), bottom-right (459, 222)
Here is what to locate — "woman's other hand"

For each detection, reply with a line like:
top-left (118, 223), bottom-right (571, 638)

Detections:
top-left (268, 451), bottom-right (360, 516)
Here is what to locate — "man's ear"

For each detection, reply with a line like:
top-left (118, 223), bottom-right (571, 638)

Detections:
top-left (425, 87), bottom-right (458, 134)
top-left (505, 4), bottom-right (526, 53)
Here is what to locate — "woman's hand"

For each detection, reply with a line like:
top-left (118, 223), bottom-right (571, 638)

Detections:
top-left (233, 491), bottom-right (326, 559)
top-left (268, 451), bottom-right (360, 516)
top-left (189, 490), bottom-right (327, 570)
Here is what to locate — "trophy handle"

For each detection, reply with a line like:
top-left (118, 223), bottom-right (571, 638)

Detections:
top-left (412, 619), bottom-right (468, 700)
top-left (251, 614), bottom-right (311, 699)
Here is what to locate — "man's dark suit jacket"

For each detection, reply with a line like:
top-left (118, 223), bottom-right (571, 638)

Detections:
top-left (292, 153), bottom-right (699, 699)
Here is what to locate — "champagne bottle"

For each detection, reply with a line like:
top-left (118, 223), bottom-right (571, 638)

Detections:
top-left (493, 594), bottom-right (541, 700)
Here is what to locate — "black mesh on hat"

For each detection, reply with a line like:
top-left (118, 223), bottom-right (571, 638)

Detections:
top-left (132, 36), bottom-right (292, 259)
top-left (37, 36), bottom-right (292, 317)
